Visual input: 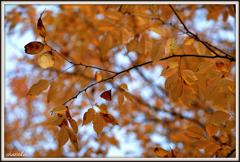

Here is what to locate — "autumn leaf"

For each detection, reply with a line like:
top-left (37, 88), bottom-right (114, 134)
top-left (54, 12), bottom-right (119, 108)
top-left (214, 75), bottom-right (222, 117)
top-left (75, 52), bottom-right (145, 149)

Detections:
top-left (48, 114), bottom-right (66, 126)
top-left (196, 62), bottom-right (214, 74)
top-left (126, 34), bottom-right (139, 52)
top-left (165, 72), bottom-right (178, 91)
top-left (181, 70), bottom-right (198, 85)
top-left (95, 72), bottom-right (102, 82)
top-left (149, 26), bottom-right (165, 36)
top-left (99, 112), bottom-right (118, 125)
top-left (151, 41), bottom-right (165, 63)
top-left (171, 76), bottom-right (183, 101)
top-left (118, 92), bottom-right (124, 108)
top-left (27, 79), bottom-right (49, 96)
top-left (58, 125), bottom-right (69, 150)
top-left (95, 103), bottom-right (108, 113)
top-left (184, 37), bottom-right (195, 45)
top-left (99, 32), bottom-right (113, 57)
top-left (154, 147), bottom-right (171, 157)
top-left (206, 124), bottom-right (218, 137)
top-left (47, 81), bottom-right (57, 103)
top-left (210, 111), bottom-right (230, 124)
top-left (180, 84), bottom-right (193, 106)
top-left (24, 41), bottom-right (44, 54)
top-left (160, 62), bottom-right (179, 77)
top-left (197, 41), bottom-right (206, 55)
top-left (122, 91), bottom-right (133, 103)
top-left (120, 83), bottom-right (128, 91)
top-left (195, 139), bottom-right (212, 149)
top-left (67, 128), bottom-right (78, 151)
top-left (140, 33), bottom-right (152, 55)
top-left (225, 118), bottom-right (235, 130)
top-left (204, 143), bottom-right (221, 156)
top-left (37, 10), bottom-right (46, 38)
top-left (100, 89), bottom-right (111, 101)
top-left (69, 119), bottom-right (78, 134)
top-left (82, 108), bottom-right (96, 126)
top-left (93, 113), bottom-right (104, 136)
top-left (170, 149), bottom-right (182, 157)
top-left (220, 136), bottom-right (229, 143)
top-left (185, 126), bottom-right (205, 138)
top-left (217, 77), bottom-right (234, 87)
top-left (38, 51), bottom-right (55, 69)
top-left (167, 37), bottom-right (178, 54)
top-left (206, 70), bottom-right (222, 79)
top-left (51, 105), bottom-right (67, 114)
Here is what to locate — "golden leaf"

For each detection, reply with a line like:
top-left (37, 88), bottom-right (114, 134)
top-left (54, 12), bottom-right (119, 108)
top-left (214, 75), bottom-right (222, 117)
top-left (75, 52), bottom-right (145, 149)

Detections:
top-left (58, 125), bottom-right (69, 150)
top-left (149, 26), bottom-right (165, 36)
top-left (171, 76), bottom-right (183, 101)
top-left (27, 79), bottom-right (49, 96)
top-left (204, 143), bottom-right (221, 156)
top-left (203, 85), bottom-right (219, 101)
top-left (126, 36), bottom-right (139, 52)
top-left (210, 111), bottom-right (230, 124)
top-left (99, 33), bottom-right (113, 57)
top-left (184, 37), bottom-right (195, 45)
top-left (47, 81), bottom-right (57, 103)
top-left (95, 72), bottom-right (102, 82)
top-left (67, 128), bottom-right (78, 151)
top-left (217, 77), bottom-right (234, 87)
top-left (220, 136), bottom-right (229, 143)
top-left (118, 92), bottom-right (124, 108)
top-left (206, 124), bottom-right (218, 137)
top-left (51, 105), bottom-right (67, 114)
top-left (195, 139), bottom-right (212, 149)
top-left (99, 112), bottom-right (118, 125)
top-left (82, 108), bottom-right (96, 126)
top-left (170, 149), bottom-right (182, 157)
top-left (69, 119), bottom-right (78, 134)
top-left (139, 33), bottom-right (152, 55)
top-left (37, 10), bottom-right (46, 38)
top-left (167, 37), bottom-right (178, 54)
top-left (213, 92), bottom-right (230, 106)
top-left (196, 62), bottom-right (214, 74)
top-left (48, 114), bottom-right (66, 126)
top-left (120, 83), bottom-right (128, 91)
top-left (95, 103), bottom-right (108, 113)
top-left (38, 51), bottom-right (55, 69)
top-left (185, 126), bottom-right (205, 138)
top-left (93, 113), bottom-right (104, 136)
top-left (181, 70), bottom-right (198, 85)
top-left (225, 118), bottom-right (235, 130)
top-left (122, 91), bottom-right (133, 103)
top-left (206, 70), bottom-right (222, 79)
top-left (151, 41), bottom-right (165, 63)
top-left (165, 72), bottom-right (178, 91)
top-left (197, 41), bottom-right (206, 55)
top-left (189, 83), bottom-right (199, 95)
top-left (24, 41), bottom-right (44, 54)
top-left (154, 147), bottom-right (171, 157)
top-left (180, 84), bottom-right (193, 106)
top-left (161, 66), bottom-right (178, 78)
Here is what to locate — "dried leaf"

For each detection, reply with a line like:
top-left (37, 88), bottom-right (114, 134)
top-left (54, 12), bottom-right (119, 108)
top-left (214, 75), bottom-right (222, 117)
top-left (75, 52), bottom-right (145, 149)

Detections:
top-left (206, 124), bottom-right (218, 137)
top-left (38, 51), bottom-right (55, 69)
top-left (58, 125), bottom-right (69, 150)
top-left (69, 119), bottom-right (78, 134)
top-left (225, 118), bottom-right (235, 130)
top-left (48, 114), bottom-right (66, 126)
top-left (140, 33), bottom-right (152, 55)
top-left (82, 108), bottom-right (96, 126)
top-left (27, 79), bottom-right (49, 96)
top-left (210, 111), bottom-right (230, 124)
top-left (196, 62), bottom-right (214, 74)
top-left (67, 128), bottom-right (78, 151)
top-left (220, 136), bottom-right (229, 143)
top-left (122, 91), bottom-right (133, 103)
top-left (118, 92), bottom-right (124, 108)
top-left (154, 147), bottom-right (171, 157)
top-left (171, 76), bottom-right (183, 101)
top-left (100, 90), bottom-right (111, 101)
top-left (213, 92), bottom-right (230, 106)
top-left (99, 32), bottom-right (113, 57)
top-left (197, 41), bottom-right (206, 55)
top-left (217, 77), bottom-right (234, 87)
top-left (180, 84), bottom-right (193, 106)
top-left (167, 37), bottom-right (178, 54)
top-left (24, 41), bottom-right (44, 54)
top-left (195, 139), bottom-right (212, 149)
top-left (126, 34), bottom-right (140, 52)
top-left (204, 143), bottom-right (221, 156)
top-left (165, 72), bottom-right (178, 91)
top-left (47, 81), bottom-right (57, 103)
top-left (37, 10), bottom-right (46, 38)
top-left (161, 66), bottom-right (178, 78)
top-left (151, 41), bottom-right (165, 63)
top-left (185, 126), bottom-right (205, 138)
top-left (206, 70), bottom-right (222, 79)
top-left (120, 83), bottom-right (128, 91)
top-left (149, 26), bottom-right (165, 36)
top-left (170, 149), bottom-right (181, 157)
top-left (95, 103), bottom-right (108, 113)
top-left (95, 72), bottom-right (102, 82)
top-left (99, 112), bottom-right (118, 125)
top-left (51, 105), bottom-right (67, 114)
top-left (93, 113), bottom-right (104, 136)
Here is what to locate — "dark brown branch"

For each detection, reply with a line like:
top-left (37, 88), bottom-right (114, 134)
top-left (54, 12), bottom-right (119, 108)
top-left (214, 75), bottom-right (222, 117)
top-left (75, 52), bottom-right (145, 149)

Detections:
top-left (227, 148), bottom-right (236, 157)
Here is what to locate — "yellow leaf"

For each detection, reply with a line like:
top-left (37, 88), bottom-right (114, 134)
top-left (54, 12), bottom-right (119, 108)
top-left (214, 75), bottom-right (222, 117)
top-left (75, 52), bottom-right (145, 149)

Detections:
top-left (214, 104), bottom-right (229, 112)
top-left (82, 108), bottom-right (96, 126)
top-left (95, 103), bottom-right (108, 113)
top-left (161, 67), bottom-right (178, 77)
top-left (151, 41), bottom-right (165, 63)
top-left (189, 83), bottom-right (199, 95)
top-left (149, 26), bottom-right (165, 36)
top-left (217, 77), bottom-right (234, 87)
top-left (168, 61), bottom-right (179, 68)
top-left (122, 91), bottom-right (133, 103)
top-left (206, 124), bottom-right (218, 137)
top-left (180, 84), bottom-right (193, 106)
top-left (225, 119), bottom-right (235, 130)
top-left (181, 70), bottom-right (198, 85)
top-left (197, 41), bottom-right (206, 55)
top-left (154, 147), bottom-right (171, 157)
top-left (27, 79), bottom-right (49, 96)
top-left (204, 143), bottom-right (221, 156)
top-left (99, 33), bottom-right (113, 57)
top-left (118, 92), bottom-right (124, 108)
top-left (170, 149), bottom-right (182, 157)
top-left (171, 76), bottom-right (183, 101)
top-left (195, 139), bottom-right (212, 149)
top-left (58, 125), bottom-right (69, 150)
top-left (126, 36), bottom-right (139, 52)
top-left (118, 26), bottom-right (131, 45)
top-left (47, 81), bottom-right (57, 103)
top-left (93, 113), bottom-right (104, 136)
top-left (148, 5), bottom-right (156, 14)
top-left (184, 37), bottom-right (195, 45)
top-left (67, 128), bottom-right (78, 151)
top-left (196, 62), bottom-right (214, 74)
top-left (220, 136), bottom-right (229, 143)
top-left (38, 51), bottom-right (55, 69)
top-left (99, 112), bottom-right (118, 125)
top-left (139, 33), bottom-right (152, 55)
top-left (203, 85), bottom-right (219, 101)
top-left (213, 92), bottom-right (230, 106)
top-left (210, 111), bottom-right (230, 124)
top-left (37, 10), bottom-right (46, 38)
top-left (167, 37), bottom-right (178, 54)
top-left (51, 105), bottom-right (67, 114)
top-left (48, 114), bottom-right (66, 126)
top-left (165, 72), bottom-right (178, 91)
top-left (185, 126), bottom-right (205, 138)
top-left (69, 119), bottom-right (78, 134)
top-left (24, 41), bottom-right (44, 54)
top-left (120, 83), bottom-right (128, 91)
top-left (206, 70), bottom-right (222, 79)
top-left (95, 72), bottom-right (102, 82)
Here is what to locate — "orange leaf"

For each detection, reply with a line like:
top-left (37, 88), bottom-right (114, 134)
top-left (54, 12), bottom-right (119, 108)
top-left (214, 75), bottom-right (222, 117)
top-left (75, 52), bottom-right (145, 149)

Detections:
top-left (51, 105), bottom-right (67, 114)
top-left (195, 139), bottom-right (212, 149)
top-left (204, 143), bottom-right (221, 156)
top-left (139, 33), bottom-right (152, 55)
top-left (206, 124), bottom-right (218, 137)
top-left (171, 76), bottom-right (183, 101)
top-left (95, 103), bottom-right (108, 113)
top-left (154, 147), bottom-right (171, 157)
top-left (225, 118), bottom-right (235, 130)
top-left (100, 90), bottom-right (111, 101)
top-left (122, 91), bottom-right (133, 103)
top-left (99, 33), bottom-right (113, 57)
top-left (67, 128), bottom-right (78, 151)
top-left (120, 83), bottom-right (128, 91)
top-left (37, 10), bottom-right (46, 38)
top-left (180, 84), bottom-right (193, 106)
top-left (185, 126), bottom-right (205, 138)
top-left (95, 72), bottom-right (102, 82)
top-left (151, 41), bottom-right (165, 63)
top-left (27, 79), bottom-right (49, 96)
top-left (118, 92), bottom-right (124, 108)
top-left (48, 114), bottom-right (66, 126)
top-left (220, 136), bottom-right (229, 143)
top-left (93, 113), bottom-right (104, 136)
top-left (58, 125), bottom-right (69, 150)
top-left (197, 41), bottom-right (206, 55)
top-left (170, 149), bottom-right (182, 157)
top-left (99, 112), bottom-right (118, 125)
top-left (210, 111), bottom-right (230, 124)
top-left (82, 108), bottom-right (95, 126)
top-left (69, 119), bottom-right (78, 134)
top-left (47, 81), bottom-right (57, 103)
top-left (24, 41), bottom-right (44, 54)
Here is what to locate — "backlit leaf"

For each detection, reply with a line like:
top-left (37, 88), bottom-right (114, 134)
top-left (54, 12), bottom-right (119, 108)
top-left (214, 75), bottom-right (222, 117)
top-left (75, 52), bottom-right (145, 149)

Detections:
top-left (165, 72), bottom-right (178, 91)
top-left (185, 126), bottom-right (205, 138)
top-left (195, 139), bottom-right (212, 149)
top-left (180, 84), bottom-right (193, 106)
top-left (48, 114), bottom-right (66, 126)
top-left (213, 91), bottom-right (230, 106)
top-left (99, 112), bottom-right (118, 125)
top-left (167, 37), bottom-right (178, 54)
top-left (151, 41), bottom-right (165, 63)
top-left (100, 90), bottom-right (111, 101)
top-left (181, 70), bottom-right (198, 85)
top-left (149, 26), bottom-right (165, 36)
top-left (203, 85), bottom-right (219, 101)
top-left (67, 128), bottom-right (78, 151)
top-left (95, 103), bottom-right (108, 113)
top-left (27, 79), bottom-right (49, 96)
top-left (58, 125), bottom-right (69, 150)
top-left (197, 41), bottom-right (206, 55)
top-left (37, 10), bottom-right (46, 38)
top-left (184, 37), bottom-right (195, 45)
top-left (171, 76), bottom-right (183, 101)
top-left (154, 147), bottom-right (171, 157)
top-left (225, 119), bottom-right (235, 130)
top-left (220, 136), bottom-right (229, 143)
top-left (118, 92), bottom-right (124, 108)
top-left (38, 51), bottom-right (55, 69)
top-left (24, 41), bottom-right (44, 54)
top-left (51, 105), bottom-right (67, 114)
top-left (161, 66), bottom-right (178, 78)
top-left (99, 32), bottom-right (113, 57)
top-left (206, 124), bottom-right (218, 137)
top-left (69, 119), bottom-right (78, 134)
top-left (196, 62), bottom-right (214, 74)
top-left (206, 70), bottom-right (222, 79)
top-left (95, 72), bottom-right (102, 82)
top-left (204, 143), bottom-right (221, 156)
top-left (217, 77), bottom-right (234, 87)
top-left (210, 111), bottom-right (230, 124)
top-left (140, 33), bottom-right (152, 55)
top-left (93, 113), bottom-right (104, 136)
top-left (120, 83), bottom-right (128, 91)
top-left (47, 81), bottom-right (57, 103)
top-left (82, 108), bottom-right (96, 126)
top-left (122, 91), bottom-right (133, 103)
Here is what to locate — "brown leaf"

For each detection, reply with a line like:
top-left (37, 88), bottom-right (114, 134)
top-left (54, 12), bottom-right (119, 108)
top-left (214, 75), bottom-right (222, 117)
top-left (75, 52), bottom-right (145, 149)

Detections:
top-left (210, 111), bottom-right (230, 124)
top-left (206, 124), bottom-right (218, 137)
top-left (154, 147), bottom-right (171, 157)
top-left (82, 108), bottom-right (95, 126)
top-left (69, 119), bottom-right (78, 134)
top-left (67, 128), bottom-right (78, 151)
top-left (100, 90), bottom-right (111, 101)
top-left (27, 79), bottom-right (49, 96)
top-left (37, 10), bottom-right (46, 38)
top-left (58, 125), bottom-right (69, 150)
top-left (93, 113), bottom-right (104, 136)
top-left (185, 126), bottom-right (205, 138)
top-left (99, 112), bottom-right (118, 125)
top-left (47, 81), bottom-right (57, 103)
top-left (48, 114), bottom-right (66, 126)
top-left (24, 41), bottom-right (44, 54)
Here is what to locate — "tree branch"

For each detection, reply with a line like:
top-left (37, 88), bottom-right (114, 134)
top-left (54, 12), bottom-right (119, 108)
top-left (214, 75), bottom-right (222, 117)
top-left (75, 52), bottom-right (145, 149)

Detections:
top-left (226, 148), bottom-right (236, 157)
